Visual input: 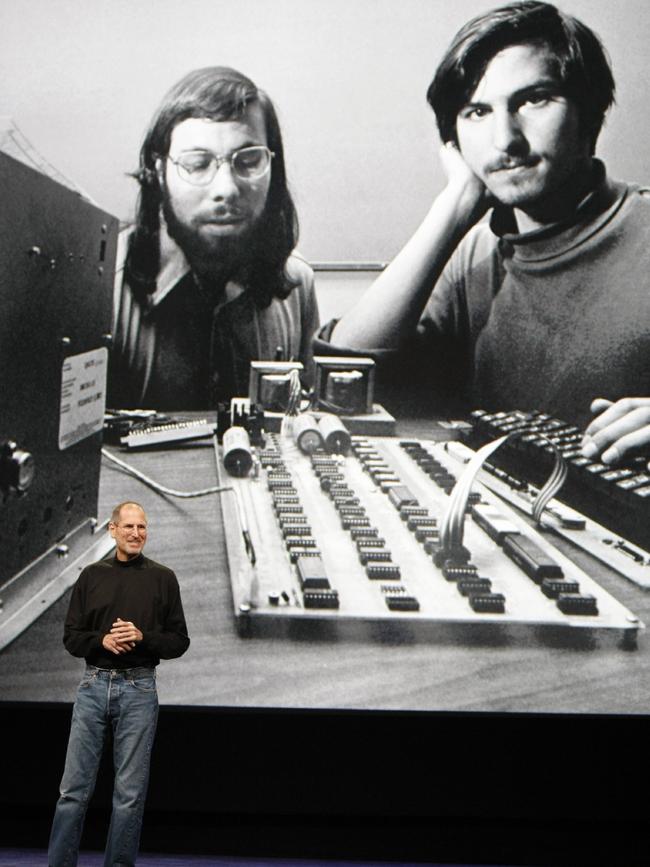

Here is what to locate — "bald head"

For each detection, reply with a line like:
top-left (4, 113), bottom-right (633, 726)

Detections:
top-left (111, 501), bottom-right (147, 525)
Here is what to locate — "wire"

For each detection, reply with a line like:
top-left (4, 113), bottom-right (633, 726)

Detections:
top-left (103, 444), bottom-right (256, 567)
top-left (439, 432), bottom-right (569, 558)
top-left (1, 117), bottom-right (99, 204)
top-left (101, 447), bottom-right (232, 498)
top-left (315, 396), bottom-right (352, 415)
top-left (285, 368), bottom-right (302, 416)
top-left (440, 435), bottom-right (509, 555)
top-left (279, 369), bottom-right (306, 440)
top-left (531, 436), bottom-right (568, 525)
top-left (103, 441), bottom-right (259, 567)
top-left (210, 435), bottom-right (257, 566)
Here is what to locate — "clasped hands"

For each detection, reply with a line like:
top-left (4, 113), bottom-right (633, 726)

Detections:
top-left (102, 617), bottom-right (144, 655)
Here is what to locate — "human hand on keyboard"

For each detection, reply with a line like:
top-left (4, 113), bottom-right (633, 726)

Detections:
top-left (582, 398), bottom-right (650, 465)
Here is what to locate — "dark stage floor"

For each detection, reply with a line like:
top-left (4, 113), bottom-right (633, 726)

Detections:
top-left (0, 852), bottom-right (506, 867)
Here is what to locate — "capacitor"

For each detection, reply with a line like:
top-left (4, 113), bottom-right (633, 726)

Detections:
top-left (293, 413), bottom-right (324, 454)
top-left (318, 413), bottom-right (351, 454)
top-left (222, 426), bottom-right (253, 477)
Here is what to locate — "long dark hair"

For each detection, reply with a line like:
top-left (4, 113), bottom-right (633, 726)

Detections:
top-left (427, 1), bottom-right (615, 154)
top-left (125, 66), bottom-right (299, 307)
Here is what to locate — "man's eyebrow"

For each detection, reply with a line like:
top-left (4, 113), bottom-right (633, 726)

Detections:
top-left (462, 77), bottom-right (563, 110)
top-left (512, 79), bottom-right (564, 98)
top-left (176, 140), bottom-right (263, 154)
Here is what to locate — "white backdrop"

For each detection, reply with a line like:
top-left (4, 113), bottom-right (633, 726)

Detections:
top-left (1, 0), bottom-right (648, 263)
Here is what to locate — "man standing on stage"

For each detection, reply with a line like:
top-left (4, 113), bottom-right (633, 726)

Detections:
top-left (48, 501), bottom-right (190, 866)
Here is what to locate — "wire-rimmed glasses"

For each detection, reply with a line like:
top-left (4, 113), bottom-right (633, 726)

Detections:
top-left (166, 146), bottom-right (274, 185)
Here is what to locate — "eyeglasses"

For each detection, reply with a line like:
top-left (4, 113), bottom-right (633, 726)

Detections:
top-left (166, 146), bottom-right (274, 185)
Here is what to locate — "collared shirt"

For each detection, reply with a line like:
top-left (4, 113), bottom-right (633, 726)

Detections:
top-left (108, 226), bottom-right (319, 410)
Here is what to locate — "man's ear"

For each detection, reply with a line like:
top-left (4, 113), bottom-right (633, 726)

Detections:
top-left (154, 156), bottom-right (165, 189)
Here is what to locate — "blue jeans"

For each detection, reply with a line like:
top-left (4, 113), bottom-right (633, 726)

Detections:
top-left (48, 665), bottom-right (159, 867)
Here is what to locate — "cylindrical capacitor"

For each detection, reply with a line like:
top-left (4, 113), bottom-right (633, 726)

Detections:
top-left (293, 413), bottom-right (325, 454)
top-left (318, 413), bottom-right (351, 454)
top-left (222, 426), bottom-right (253, 476)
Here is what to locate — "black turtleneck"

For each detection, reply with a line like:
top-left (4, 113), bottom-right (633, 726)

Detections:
top-left (63, 553), bottom-right (190, 668)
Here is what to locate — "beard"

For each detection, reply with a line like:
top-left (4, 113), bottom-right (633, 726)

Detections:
top-left (161, 187), bottom-right (263, 287)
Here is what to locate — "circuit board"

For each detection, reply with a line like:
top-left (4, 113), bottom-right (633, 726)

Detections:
top-left (215, 433), bottom-right (642, 646)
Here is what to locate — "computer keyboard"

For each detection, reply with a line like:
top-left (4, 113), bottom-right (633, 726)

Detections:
top-left (466, 409), bottom-right (650, 550)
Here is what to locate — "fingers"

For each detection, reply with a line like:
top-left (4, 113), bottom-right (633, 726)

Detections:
top-left (102, 634), bottom-right (126, 655)
top-left (103, 618), bottom-right (139, 655)
top-left (110, 619), bottom-right (141, 645)
top-left (582, 398), bottom-right (650, 464)
top-left (584, 397), bottom-right (647, 436)
top-left (439, 141), bottom-right (477, 185)
top-left (588, 397), bottom-right (613, 416)
top-left (110, 639), bottom-right (134, 653)
top-left (111, 619), bottom-right (133, 633)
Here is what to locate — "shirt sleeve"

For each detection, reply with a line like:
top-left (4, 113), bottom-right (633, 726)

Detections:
top-left (63, 570), bottom-right (104, 658)
top-left (140, 571), bottom-right (190, 660)
top-left (297, 263), bottom-right (320, 375)
top-left (312, 257), bottom-right (472, 414)
top-left (313, 318), bottom-right (400, 364)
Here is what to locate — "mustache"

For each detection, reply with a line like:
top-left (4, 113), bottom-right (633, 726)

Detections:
top-left (487, 156), bottom-right (538, 173)
top-left (200, 206), bottom-right (246, 221)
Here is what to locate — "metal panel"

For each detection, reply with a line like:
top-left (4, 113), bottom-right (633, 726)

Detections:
top-left (0, 152), bottom-right (118, 583)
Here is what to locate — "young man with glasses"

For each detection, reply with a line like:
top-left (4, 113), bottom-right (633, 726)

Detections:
top-left (48, 501), bottom-right (190, 866)
top-left (323, 1), bottom-right (650, 467)
top-left (109, 67), bottom-right (319, 410)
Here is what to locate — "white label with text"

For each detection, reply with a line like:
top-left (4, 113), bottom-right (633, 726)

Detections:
top-left (59, 348), bottom-right (108, 450)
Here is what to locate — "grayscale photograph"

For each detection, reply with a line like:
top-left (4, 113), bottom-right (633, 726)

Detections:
top-left (2, 0), bottom-right (649, 715)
